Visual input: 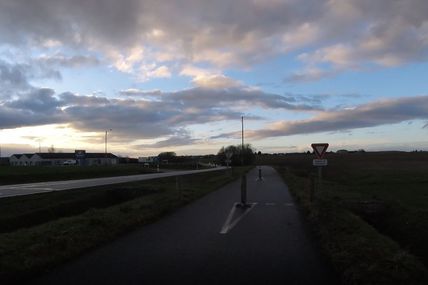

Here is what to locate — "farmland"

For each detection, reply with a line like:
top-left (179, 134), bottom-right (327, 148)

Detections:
top-left (258, 151), bottom-right (428, 284)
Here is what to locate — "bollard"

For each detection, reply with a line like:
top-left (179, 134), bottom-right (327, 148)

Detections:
top-left (240, 174), bottom-right (247, 207)
top-left (257, 167), bottom-right (264, 181)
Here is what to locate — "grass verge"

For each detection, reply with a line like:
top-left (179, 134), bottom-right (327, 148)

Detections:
top-left (276, 167), bottom-right (428, 285)
top-left (0, 166), bottom-right (251, 284)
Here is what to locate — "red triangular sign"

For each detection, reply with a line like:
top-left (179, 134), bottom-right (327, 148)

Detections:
top-left (311, 143), bottom-right (329, 158)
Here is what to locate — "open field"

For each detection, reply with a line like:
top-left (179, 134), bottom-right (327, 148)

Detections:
top-left (258, 152), bottom-right (428, 284)
top-left (0, 165), bottom-right (158, 185)
top-left (0, 166), bottom-right (250, 284)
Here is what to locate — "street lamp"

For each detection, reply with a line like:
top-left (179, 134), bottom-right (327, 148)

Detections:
top-left (105, 129), bottom-right (112, 156)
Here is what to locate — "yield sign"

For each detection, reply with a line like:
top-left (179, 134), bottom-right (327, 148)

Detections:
top-left (311, 143), bottom-right (329, 158)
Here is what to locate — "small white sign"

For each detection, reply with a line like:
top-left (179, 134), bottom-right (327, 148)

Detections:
top-left (313, 159), bottom-right (328, 166)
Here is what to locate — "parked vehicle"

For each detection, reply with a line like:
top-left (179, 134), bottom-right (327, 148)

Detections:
top-left (63, 160), bottom-right (77, 165)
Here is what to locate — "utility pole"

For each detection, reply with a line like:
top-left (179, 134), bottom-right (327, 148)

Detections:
top-left (241, 116), bottom-right (244, 166)
top-left (105, 129), bottom-right (112, 157)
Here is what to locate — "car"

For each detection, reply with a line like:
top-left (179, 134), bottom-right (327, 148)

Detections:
top-left (63, 160), bottom-right (77, 165)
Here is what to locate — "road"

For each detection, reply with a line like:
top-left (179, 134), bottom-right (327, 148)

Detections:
top-left (30, 166), bottom-right (338, 285)
top-left (0, 167), bottom-right (226, 199)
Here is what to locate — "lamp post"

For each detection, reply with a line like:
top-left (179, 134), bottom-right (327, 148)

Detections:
top-left (241, 115), bottom-right (244, 166)
top-left (105, 129), bottom-right (112, 156)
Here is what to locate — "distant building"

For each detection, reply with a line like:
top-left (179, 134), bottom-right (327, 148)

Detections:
top-left (138, 156), bottom-right (158, 165)
top-left (10, 151), bottom-right (118, 166)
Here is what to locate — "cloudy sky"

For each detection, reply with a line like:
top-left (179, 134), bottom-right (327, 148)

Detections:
top-left (1, 0), bottom-right (428, 156)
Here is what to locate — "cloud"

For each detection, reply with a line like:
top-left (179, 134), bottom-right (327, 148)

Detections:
top-left (285, 67), bottom-right (339, 83)
top-left (0, 81), bottom-right (323, 147)
top-left (137, 131), bottom-right (198, 148)
top-left (0, 88), bottom-right (65, 128)
top-left (3, 0), bottom-right (426, 79)
top-left (213, 95), bottom-right (428, 139)
top-left (37, 54), bottom-right (101, 68)
top-left (0, 60), bottom-right (31, 96)
top-left (0, 59), bottom-right (63, 100)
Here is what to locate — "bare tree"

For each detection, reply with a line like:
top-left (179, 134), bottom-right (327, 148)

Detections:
top-left (48, 145), bottom-right (55, 153)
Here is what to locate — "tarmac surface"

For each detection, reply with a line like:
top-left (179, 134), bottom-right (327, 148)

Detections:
top-left (0, 167), bottom-right (226, 198)
top-left (30, 166), bottom-right (338, 285)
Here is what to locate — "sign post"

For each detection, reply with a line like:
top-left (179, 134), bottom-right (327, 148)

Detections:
top-left (311, 143), bottom-right (329, 191)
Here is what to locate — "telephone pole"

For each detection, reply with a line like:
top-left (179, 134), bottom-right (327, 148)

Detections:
top-left (241, 116), bottom-right (244, 165)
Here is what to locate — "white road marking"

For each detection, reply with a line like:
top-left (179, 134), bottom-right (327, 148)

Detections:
top-left (220, 202), bottom-right (257, 234)
top-left (265, 202), bottom-right (276, 206)
top-left (284, 203), bottom-right (294, 207)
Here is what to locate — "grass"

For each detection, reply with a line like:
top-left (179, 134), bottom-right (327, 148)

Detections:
top-left (0, 166), bottom-right (251, 284)
top-left (0, 164), bottom-right (157, 185)
top-left (269, 152), bottom-right (428, 284)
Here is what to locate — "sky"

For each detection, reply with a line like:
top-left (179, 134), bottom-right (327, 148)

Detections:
top-left (0, 0), bottom-right (428, 157)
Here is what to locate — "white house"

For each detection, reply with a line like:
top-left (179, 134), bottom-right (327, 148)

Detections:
top-left (10, 151), bottom-right (118, 166)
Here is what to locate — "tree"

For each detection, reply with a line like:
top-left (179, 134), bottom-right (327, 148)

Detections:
top-left (48, 145), bottom-right (55, 153)
top-left (217, 144), bottom-right (255, 166)
top-left (158, 151), bottom-right (176, 162)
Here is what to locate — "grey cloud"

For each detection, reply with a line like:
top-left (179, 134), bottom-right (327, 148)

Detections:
top-left (120, 89), bottom-right (162, 97)
top-left (137, 131), bottom-right (198, 148)
top-left (0, 60), bottom-right (30, 90)
top-left (6, 88), bottom-right (61, 112)
top-left (59, 92), bottom-right (110, 106)
top-left (2, 83), bottom-right (311, 146)
top-left (1, 0), bottom-right (428, 73)
top-left (213, 95), bottom-right (428, 139)
top-left (37, 54), bottom-right (101, 68)
top-left (0, 88), bottom-right (65, 128)
top-left (0, 59), bottom-right (61, 100)
top-left (124, 87), bottom-right (322, 111)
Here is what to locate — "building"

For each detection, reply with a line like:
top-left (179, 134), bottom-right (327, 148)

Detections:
top-left (10, 151), bottom-right (118, 166)
top-left (138, 156), bottom-right (158, 165)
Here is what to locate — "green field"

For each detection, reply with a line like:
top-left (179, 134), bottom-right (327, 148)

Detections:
top-left (259, 152), bottom-right (428, 284)
top-left (0, 164), bottom-right (158, 185)
top-left (0, 166), bottom-right (250, 284)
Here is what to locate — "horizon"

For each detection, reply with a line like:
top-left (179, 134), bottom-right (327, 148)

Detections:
top-left (1, 0), bottom-right (427, 157)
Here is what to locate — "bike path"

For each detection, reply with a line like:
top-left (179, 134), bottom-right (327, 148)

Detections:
top-left (31, 166), bottom-right (337, 284)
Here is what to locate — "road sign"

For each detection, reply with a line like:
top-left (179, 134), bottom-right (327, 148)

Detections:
top-left (313, 159), bottom-right (328, 166)
top-left (225, 152), bottom-right (233, 159)
top-left (311, 143), bottom-right (329, 158)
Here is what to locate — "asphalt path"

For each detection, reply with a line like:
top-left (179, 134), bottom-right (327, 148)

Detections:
top-left (0, 167), bottom-right (226, 199)
top-left (30, 166), bottom-right (338, 284)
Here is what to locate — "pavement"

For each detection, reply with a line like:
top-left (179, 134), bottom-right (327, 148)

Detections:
top-left (30, 166), bottom-right (338, 285)
top-left (0, 167), bottom-right (226, 199)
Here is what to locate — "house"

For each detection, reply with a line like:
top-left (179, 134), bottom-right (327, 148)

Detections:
top-left (10, 151), bottom-right (118, 166)
top-left (9, 154), bottom-right (22, 166)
